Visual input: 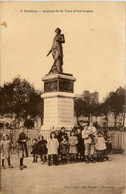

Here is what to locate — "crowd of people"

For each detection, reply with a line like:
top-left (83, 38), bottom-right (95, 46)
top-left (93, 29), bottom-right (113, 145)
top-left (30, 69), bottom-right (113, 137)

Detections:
top-left (1, 122), bottom-right (112, 170)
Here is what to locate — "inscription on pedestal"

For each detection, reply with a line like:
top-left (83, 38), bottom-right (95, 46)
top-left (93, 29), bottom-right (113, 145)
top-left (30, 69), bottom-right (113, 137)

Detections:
top-left (43, 97), bottom-right (74, 127)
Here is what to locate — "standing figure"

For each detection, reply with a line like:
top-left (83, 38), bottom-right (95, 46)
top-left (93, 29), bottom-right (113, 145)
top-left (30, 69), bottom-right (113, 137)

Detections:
top-left (60, 137), bottom-right (69, 164)
top-left (1, 134), bottom-right (13, 169)
top-left (17, 128), bottom-right (28, 170)
top-left (47, 132), bottom-right (59, 166)
top-left (58, 127), bottom-right (68, 162)
top-left (82, 123), bottom-right (96, 163)
top-left (58, 127), bottom-right (68, 143)
top-left (36, 135), bottom-right (43, 162)
top-left (31, 138), bottom-right (38, 163)
top-left (47, 28), bottom-right (65, 73)
top-left (41, 136), bottom-right (47, 164)
top-left (88, 123), bottom-right (97, 143)
top-left (95, 132), bottom-right (106, 162)
top-left (69, 131), bottom-right (78, 163)
top-left (88, 122), bottom-right (97, 162)
top-left (24, 115), bottom-right (34, 130)
top-left (103, 131), bottom-right (112, 161)
top-left (76, 128), bottom-right (84, 162)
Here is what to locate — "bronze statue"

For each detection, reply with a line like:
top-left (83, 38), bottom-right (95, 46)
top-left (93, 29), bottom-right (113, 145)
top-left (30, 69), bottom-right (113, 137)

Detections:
top-left (47, 28), bottom-right (65, 74)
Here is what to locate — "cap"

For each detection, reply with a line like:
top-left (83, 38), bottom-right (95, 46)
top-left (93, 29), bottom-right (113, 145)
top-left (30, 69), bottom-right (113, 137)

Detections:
top-left (82, 123), bottom-right (88, 127)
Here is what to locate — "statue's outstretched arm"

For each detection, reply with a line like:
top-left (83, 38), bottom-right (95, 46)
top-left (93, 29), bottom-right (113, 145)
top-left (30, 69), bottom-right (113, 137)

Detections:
top-left (46, 48), bottom-right (52, 57)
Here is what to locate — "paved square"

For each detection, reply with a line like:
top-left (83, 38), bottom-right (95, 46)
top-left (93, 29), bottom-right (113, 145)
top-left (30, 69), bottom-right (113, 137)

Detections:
top-left (1, 154), bottom-right (125, 194)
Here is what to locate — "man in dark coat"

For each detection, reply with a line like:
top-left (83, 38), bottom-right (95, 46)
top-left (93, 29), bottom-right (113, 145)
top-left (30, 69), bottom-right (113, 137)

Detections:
top-left (58, 127), bottom-right (68, 143)
top-left (24, 117), bottom-right (34, 130)
top-left (76, 128), bottom-right (84, 162)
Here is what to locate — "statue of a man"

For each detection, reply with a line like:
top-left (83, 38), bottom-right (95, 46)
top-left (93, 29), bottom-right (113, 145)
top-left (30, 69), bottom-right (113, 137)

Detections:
top-left (47, 28), bottom-right (65, 74)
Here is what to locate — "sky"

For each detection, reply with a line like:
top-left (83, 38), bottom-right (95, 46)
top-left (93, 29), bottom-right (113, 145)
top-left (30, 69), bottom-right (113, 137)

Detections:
top-left (0, 1), bottom-right (125, 101)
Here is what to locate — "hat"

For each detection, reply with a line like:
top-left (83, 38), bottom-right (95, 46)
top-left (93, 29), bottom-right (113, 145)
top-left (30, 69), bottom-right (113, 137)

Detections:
top-left (33, 138), bottom-right (37, 141)
top-left (61, 127), bottom-right (65, 130)
top-left (2, 133), bottom-right (9, 140)
top-left (82, 123), bottom-right (88, 127)
top-left (2, 133), bottom-right (8, 137)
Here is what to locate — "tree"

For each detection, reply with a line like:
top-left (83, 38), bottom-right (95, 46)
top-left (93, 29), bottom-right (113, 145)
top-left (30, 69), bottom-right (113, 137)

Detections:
top-left (99, 101), bottom-right (110, 127)
top-left (108, 87), bottom-right (125, 127)
top-left (0, 76), bottom-right (43, 128)
top-left (82, 94), bottom-right (100, 122)
top-left (74, 96), bottom-right (99, 123)
top-left (74, 98), bottom-right (86, 124)
top-left (101, 87), bottom-right (125, 128)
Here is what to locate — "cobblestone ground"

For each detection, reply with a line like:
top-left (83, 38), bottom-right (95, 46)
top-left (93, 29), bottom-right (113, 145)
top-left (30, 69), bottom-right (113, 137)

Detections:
top-left (1, 154), bottom-right (126, 194)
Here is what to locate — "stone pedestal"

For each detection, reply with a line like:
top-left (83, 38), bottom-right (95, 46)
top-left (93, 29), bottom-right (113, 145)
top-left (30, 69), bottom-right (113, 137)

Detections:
top-left (41, 73), bottom-right (76, 135)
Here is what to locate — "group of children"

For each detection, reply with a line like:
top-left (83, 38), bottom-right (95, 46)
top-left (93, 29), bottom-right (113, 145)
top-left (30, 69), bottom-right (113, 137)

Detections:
top-left (1, 123), bottom-right (112, 169)
top-left (31, 124), bottom-right (112, 166)
top-left (31, 135), bottom-right (47, 164)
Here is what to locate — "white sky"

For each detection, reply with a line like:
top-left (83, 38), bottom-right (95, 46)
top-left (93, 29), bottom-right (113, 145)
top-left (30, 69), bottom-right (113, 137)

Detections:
top-left (0, 1), bottom-right (125, 101)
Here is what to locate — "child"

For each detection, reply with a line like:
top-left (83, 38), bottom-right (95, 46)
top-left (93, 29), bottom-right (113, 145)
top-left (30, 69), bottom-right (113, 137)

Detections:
top-left (103, 130), bottom-right (112, 160)
top-left (17, 128), bottom-right (28, 170)
top-left (104, 138), bottom-right (112, 161)
top-left (76, 128), bottom-right (84, 162)
top-left (88, 122), bottom-right (97, 144)
top-left (31, 138), bottom-right (38, 163)
top-left (95, 131), bottom-right (106, 162)
top-left (82, 123), bottom-right (92, 163)
top-left (35, 135), bottom-right (43, 163)
top-left (1, 134), bottom-right (13, 169)
top-left (41, 136), bottom-right (47, 164)
top-left (60, 137), bottom-right (69, 164)
top-left (47, 132), bottom-right (59, 166)
top-left (69, 131), bottom-right (78, 163)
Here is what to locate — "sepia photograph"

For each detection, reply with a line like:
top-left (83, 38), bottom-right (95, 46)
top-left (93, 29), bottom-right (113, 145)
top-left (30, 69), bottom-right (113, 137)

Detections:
top-left (0, 1), bottom-right (125, 194)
